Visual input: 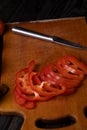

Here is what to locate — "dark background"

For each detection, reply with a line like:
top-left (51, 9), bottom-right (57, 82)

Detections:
top-left (0, 0), bottom-right (87, 130)
top-left (0, 0), bottom-right (87, 23)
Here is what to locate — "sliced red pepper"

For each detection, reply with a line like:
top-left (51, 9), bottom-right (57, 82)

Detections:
top-left (14, 87), bottom-right (36, 109)
top-left (15, 61), bottom-right (52, 102)
top-left (14, 56), bottom-right (87, 109)
top-left (32, 73), bottom-right (41, 85)
top-left (23, 101), bottom-right (36, 109)
top-left (28, 72), bottom-right (66, 98)
top-left (28, 61), bottom-right (66, 98)
top-left (28, 60), bottom-right (35, 73)
top-left (56, 77), bottom-right (81, 89)
top-left (64, 87), bottom-right (77, 95)
top-left (15, 60), bottom-right (36, 95)
top-left (60, 55), bottom-right (87, 75)
top-left (33, 73), bottom-right (65, 93)
top-left (40, 64), bottom-right (61, 85)
top-left (14, 87), bottom-right (26, 105)
top-left (56, 55), bottom-right (85, 80)
top-left (15, 68), bottom-right (33, 94)
top-left (39, 63), bottom-right (81, 91)
top-left (15, 84), bottom-right (51, 102)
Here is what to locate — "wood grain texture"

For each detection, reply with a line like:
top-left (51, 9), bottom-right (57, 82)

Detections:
top-left (0, 17), bottom-right (87, 130)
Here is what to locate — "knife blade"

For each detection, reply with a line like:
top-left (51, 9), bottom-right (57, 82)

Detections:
top-left (12, 26), bottom-right (87, 50)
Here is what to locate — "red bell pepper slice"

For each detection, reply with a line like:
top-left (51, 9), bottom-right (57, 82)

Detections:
top-left (28, 72), bottom-right (66, 98)
top-left (15, 60), bottom-right (36, 94)
top-left (56, 55), bottom-right (85, 80)
top-left (15, 60), bottom-right (55, 102)
top-left (14, 55), bottom-right (87, 109)
top-left (23, 101), bottom-right (36, 109)
top-left (64, 87), bottom-right (77, 95)
top-left (40, 64), bottom-right (61, 85)
top-left (16, 84), bottom-right (51, 102)
top-left (14, 87), bottom-right (36, 109)
top-left (60, 55), bottom-right (87, 75)
top-left (33, 73), bottom-right (65, 93)
top-left (28, 60), bottom-right (35, 73)
top-left (39, 63), bottom-right (81, 92)
top-left (15, 68), bottom-right (33, 94)
top-left (14, 87), bottom-right (26, 105)
top-left (15, 69), bottom-right (50, 101)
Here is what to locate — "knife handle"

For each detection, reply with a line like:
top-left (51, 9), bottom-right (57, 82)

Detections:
top-left (12, 26), bottom-right (53, 42)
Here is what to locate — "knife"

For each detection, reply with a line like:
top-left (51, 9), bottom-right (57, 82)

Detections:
top-left (12, 26), bottom-right (87, 50)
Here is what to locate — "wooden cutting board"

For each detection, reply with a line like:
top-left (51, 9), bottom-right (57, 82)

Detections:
top-left (0, 17), bottom-right (87, 130)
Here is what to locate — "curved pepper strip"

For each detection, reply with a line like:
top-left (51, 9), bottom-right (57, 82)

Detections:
top-left (56, 77), bottom-right (81, 89)
top-left (64, 87), bottom-right (77, 95)
top-left (14, 87), bottom-right (35, 109)
top-left (14, 56), bottom-right (87, 109)
top-left (56, 56), bottom-right (85, 80)
top-left (28, 72), bottom-right (66, 98)
top-left (28, 61), bottom-right (66, 97)
top-left (60, 55), bottom-right (87, 75)
top-left (40, 64), bottom-right (61, 85)
top-left (15, 68), bottom-right (33, 94)
top-left (32, 74), bottom-right (63, 92)
top-left (15, 60), bottom-right (54, 101)
top-left (15, 60), bottom-right (37, 95)
top-left (39, 63), bottom-right (81, 90)
top-left (15, 69), bottom-right (51, 102)
top-left (28, 60), bottom-right (35, 73)
top-left (14, 87), bottom-right (26, 105)
top-left (15, 85), bottom-right (51, 102)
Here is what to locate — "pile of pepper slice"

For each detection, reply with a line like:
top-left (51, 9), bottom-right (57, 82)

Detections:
top-left (14, 55), bottom-right (87, 109)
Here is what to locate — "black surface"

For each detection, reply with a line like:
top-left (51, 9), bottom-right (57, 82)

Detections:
top-left (0, 114), bottom-right (24, 130)
top-left (0, 0), bottom-right (87, 23)
top-left (0, 0), bottom-right (87, 129)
